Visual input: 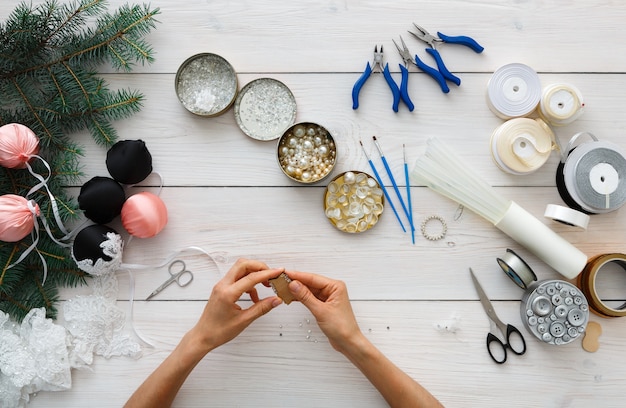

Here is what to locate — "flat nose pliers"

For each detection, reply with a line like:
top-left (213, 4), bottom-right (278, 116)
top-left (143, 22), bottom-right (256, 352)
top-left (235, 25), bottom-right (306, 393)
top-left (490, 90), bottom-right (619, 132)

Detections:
top-left (352, 45), bottom-right (414, 112)
top-left (408, 23), bottom-right (484, 93)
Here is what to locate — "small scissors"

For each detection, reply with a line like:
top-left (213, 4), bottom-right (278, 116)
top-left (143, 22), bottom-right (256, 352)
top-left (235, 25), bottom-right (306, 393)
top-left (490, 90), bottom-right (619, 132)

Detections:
top-left (470, 268), bottom-right (526, 364)
top-left (146, 260), bottom-right (194, 300)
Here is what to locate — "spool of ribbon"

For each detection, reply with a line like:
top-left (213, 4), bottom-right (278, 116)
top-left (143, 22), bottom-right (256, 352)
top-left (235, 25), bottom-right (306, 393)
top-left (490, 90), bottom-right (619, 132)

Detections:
top-left (544, 204), bottom-right (590, 229)
top-left (578, 253), bottom-right (626, 317)
top-left (538, 83), bottom-right (585, 126)
top-left (556, 132), bottom-right (626, 214)
top-left (497, 248), bottom-right (537, 289)
top-left (487, 63), bottom-right (542, 119)
top-left (490, 117), bottom-right (556, 174)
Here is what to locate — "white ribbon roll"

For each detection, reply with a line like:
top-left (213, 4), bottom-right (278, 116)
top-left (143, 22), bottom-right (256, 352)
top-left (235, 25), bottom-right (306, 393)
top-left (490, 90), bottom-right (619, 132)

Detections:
top-left (544, 204), bottom-right (590, 230)
top-left (490, 118), bottom-right (555, 174)
top-left (487, 63), bottom-right (542, 119)
top-left (538, 83), bottom-right (585, 126)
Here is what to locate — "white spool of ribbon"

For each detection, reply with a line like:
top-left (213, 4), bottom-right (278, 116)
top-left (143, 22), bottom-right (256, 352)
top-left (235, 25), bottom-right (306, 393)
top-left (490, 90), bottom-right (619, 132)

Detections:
top-left (487, 63), bottom-right (542, 119)
top-left (544, 204), bottom-right (590, 230)
top-left (490, 117), bottom-right (555, 174)
top-left (538, 83), bottom-right (585, 126)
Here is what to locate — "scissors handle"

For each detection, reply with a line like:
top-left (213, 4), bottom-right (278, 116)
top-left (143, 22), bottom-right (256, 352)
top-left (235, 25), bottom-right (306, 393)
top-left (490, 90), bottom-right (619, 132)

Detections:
top-left (486, 324), bottom-right (526, 364)
top-left (175, 269), bottom-right (193, 287)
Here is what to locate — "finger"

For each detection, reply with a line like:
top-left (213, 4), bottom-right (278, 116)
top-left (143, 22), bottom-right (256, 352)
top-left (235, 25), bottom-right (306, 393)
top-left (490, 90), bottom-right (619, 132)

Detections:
top-left (241, 296), bottom-right (282, 325)
top-left (248, 288), bottom-right (259, 303)
top-left (288, 280), bottom-right (324, 316)
top-left (285, 270), bottom-right (333, 290)
top-left (225, 258), bottom-right (271, 283)
top-left (232, 267), bottom-right (285, 295)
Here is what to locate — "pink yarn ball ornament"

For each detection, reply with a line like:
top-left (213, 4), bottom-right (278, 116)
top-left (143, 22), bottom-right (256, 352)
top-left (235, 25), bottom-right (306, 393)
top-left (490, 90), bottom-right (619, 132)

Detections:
top-left (121, 192), bottom-right (168, 238)
top-left (0, 123), bottom-right (40, 169)
top-left (0, 194), bottom-right (40, 242)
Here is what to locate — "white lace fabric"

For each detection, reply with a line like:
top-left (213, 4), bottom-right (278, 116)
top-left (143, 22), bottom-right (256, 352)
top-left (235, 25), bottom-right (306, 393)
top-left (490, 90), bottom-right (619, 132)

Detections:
top-left (0, 273), bottom-right (141, 407)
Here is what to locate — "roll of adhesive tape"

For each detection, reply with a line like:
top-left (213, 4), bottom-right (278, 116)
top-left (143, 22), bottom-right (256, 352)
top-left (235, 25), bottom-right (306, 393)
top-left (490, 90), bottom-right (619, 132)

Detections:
top-left (490, 118), bottom-right (555, 174)
top-left (487, 63), bottom-right (542, 119)
top-left (544, 204), bottom-right (590, 229)
top-left (538, 83), bottom-right (585, 126)
top-left (497, 248), bottom-right (537, 289)
top-left (578, 253), bottom-right (626, 317)
top-left (558, 138), bottom-right (626, 214)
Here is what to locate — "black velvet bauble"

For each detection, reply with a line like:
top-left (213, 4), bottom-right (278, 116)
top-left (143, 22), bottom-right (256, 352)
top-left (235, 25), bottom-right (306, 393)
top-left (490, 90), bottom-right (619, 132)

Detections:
top-left (78, 176), bottom-right (126, 224)
top-left (106, 139), bottom-right (153, 184)
top-left (72, 224), bottom-right (123, 275)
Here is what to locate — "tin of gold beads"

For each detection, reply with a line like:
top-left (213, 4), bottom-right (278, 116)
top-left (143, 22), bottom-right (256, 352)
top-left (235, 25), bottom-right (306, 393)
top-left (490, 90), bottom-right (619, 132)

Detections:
top-left (175, 53), bottom-right (238, 117)
top-left (324, 171), bottom-right (385, 233)
top-left (277, 122), bottom-right (337, 183)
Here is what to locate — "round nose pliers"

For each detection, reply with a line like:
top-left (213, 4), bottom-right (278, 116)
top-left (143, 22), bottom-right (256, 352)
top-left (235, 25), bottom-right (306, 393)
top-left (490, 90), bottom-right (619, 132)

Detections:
top-left (352, 45), bottom-right (414, 112)
top-left (408, 23), bottom-right (484, 93)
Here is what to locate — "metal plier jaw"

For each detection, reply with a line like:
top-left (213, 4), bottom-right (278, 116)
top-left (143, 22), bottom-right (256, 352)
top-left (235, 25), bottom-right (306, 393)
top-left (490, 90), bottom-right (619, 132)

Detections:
top-left (408, 23), bottom-right (484, 93)
top-left (352, 45), bottom-right (413, 112)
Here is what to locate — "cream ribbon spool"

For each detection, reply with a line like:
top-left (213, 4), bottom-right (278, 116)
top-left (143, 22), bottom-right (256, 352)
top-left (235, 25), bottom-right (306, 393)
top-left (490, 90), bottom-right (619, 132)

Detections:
top-left (487, 63), bottom-right (542, 119)
top-left (577, 253), bottom-right (626, 318)
top-left (538, 83), bottom-right (585, 126)
top-left (490, 118), bottom-right (556, 174)
top-left (544, 204), bottom-right (590, 229)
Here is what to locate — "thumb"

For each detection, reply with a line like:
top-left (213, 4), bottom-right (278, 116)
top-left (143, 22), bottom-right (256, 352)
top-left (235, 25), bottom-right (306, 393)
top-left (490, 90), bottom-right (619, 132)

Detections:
top-left (289, 280), bottom-right (322, 315)
top-left (243, 296), bottom-right (282, 324)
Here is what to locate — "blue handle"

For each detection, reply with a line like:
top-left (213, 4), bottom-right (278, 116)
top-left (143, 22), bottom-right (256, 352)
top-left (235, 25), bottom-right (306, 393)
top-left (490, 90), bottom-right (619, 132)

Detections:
top-left (425, 48), bottom-right (461, 86)
top-left (381, 155), bottom-right (413, 230)
top-left (414, 54), bottom-right (449, 93)
top-left (437, 32), bottom-right (484, 53)
top-left (352, 62), bottom-right (372, 109)
top-left (382, 63), bottom-right (401, 112)
top-left (367, 159), bottom-right (406, 233)
top-left (398, 65), bottom-right (415, 112)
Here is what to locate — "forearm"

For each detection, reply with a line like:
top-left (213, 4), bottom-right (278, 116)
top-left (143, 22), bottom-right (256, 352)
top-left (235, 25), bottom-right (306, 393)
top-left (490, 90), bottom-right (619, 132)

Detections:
top-left (124, 331), bottom-right (209, 408)
top-left (339, 334), bottom-right (443, 408)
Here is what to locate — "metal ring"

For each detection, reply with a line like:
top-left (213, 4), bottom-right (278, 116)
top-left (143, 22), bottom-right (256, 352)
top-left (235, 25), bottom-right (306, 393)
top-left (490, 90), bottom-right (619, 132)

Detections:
top-left (421, 215), bottom-right (447, 241)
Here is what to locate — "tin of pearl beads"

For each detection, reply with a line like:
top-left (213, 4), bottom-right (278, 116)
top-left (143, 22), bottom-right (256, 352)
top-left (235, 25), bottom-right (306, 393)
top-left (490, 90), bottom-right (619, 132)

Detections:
top-left (324, 171), bottom-right (384, 233)
top-left (277, 122), bottom-right (337, 183)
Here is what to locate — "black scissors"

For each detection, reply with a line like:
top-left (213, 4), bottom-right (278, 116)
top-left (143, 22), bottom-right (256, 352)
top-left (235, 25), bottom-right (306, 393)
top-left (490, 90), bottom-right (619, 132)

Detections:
top-left (146, 260), bottom-right (194, 300)
top-left (470, 268), bottom-right (526, 364)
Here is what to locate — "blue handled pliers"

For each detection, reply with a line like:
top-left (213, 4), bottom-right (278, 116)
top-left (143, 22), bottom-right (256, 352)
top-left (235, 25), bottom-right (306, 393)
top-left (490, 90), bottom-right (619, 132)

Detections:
top-left (352, 45), bottom-right (414, 112)
top-left (392, 36), bottom-right (421, 106)
top-left (408, 23), bottom-right (484, 93)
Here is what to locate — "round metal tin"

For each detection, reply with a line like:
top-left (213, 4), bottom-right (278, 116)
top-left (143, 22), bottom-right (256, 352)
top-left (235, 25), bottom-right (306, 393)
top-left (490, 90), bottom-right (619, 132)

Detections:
top-left (276, 122), bottom-right (336, 184)
top-left (323, 171), bottom-right (385, 233)
top-left (234, 78), bottom-right (297, 141)
top-left (175, 53), bottom-right (238, 117)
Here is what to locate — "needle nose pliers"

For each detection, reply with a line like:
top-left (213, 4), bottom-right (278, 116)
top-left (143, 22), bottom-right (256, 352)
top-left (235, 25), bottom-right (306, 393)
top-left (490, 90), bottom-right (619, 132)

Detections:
top-left (408, 23), bottom-right (484, 93)
top-left (352, 45), bottom-right (414, 112)
top-left (392, 36), bottom-right (421, 104)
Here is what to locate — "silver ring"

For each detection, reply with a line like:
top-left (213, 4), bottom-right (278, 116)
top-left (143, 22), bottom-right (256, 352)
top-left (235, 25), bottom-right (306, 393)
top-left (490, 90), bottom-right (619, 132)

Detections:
top-left (421, 215), bottom-right (447, 241)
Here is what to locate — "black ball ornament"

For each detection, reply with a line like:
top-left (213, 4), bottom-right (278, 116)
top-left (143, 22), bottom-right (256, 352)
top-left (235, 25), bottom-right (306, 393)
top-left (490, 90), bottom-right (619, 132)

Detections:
top-left (72, 224), bottom-right (123, 275)
top-left (106, 139), bottom-right (153, 184)
top-left (78, 176), bottom-right (126, 224)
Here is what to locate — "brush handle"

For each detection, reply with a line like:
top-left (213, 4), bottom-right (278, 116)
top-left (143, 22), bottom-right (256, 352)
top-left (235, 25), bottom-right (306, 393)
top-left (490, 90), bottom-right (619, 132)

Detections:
top-left (494, 202), bottom-right (588, 279)
top-left (367, 159), bottom-right (406, 233)
top-left (381, 156), bottom-right (413, 231)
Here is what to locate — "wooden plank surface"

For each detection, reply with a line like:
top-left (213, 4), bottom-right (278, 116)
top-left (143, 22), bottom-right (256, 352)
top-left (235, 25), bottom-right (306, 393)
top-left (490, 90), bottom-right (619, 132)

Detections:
top-left (4, 0), bottom-right (624, 406)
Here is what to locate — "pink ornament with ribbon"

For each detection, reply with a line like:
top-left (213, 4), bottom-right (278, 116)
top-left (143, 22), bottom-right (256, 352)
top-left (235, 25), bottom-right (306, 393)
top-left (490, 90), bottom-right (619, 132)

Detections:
top-left (121, 192), bottom-right (168, 238)
top-left (0, 123), bottom-right (39, 169)
top-left (0, 194), bottom-right (39, 242)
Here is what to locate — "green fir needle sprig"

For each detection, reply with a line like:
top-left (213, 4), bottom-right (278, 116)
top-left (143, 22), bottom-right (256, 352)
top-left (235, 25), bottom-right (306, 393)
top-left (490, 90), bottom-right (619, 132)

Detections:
top-left (0, 0), bottom-right (159, 321)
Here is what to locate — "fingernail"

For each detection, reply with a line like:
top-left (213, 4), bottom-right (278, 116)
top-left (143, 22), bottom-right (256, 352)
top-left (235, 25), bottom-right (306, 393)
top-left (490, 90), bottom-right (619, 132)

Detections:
top-left (289, 280), bottom-right (302, 293)
top-left (272, 298), bottom-right (283, 308)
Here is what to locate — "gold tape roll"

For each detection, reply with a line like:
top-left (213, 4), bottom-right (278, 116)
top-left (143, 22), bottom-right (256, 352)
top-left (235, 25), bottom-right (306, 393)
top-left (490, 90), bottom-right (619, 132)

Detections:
top-left (578, 253), bottom-right (626, 317)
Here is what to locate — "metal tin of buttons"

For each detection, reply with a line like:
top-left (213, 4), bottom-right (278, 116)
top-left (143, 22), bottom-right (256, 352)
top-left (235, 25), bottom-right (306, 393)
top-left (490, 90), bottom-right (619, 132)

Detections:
top-left (521, 279), bottom-right (589, 345)
top-left (324, 171), bottom-right (385, 233)
top-left (234, 78), bottom-right (297, 141)
top-left (175, 53), bottom-right (238, 117)
top-left (277, 122), bottom-right (337, 184)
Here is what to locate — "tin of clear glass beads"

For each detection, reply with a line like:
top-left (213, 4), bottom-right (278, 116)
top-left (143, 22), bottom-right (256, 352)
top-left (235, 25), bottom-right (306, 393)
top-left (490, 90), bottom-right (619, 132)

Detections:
top-left (277, 122), bottom-right (337, 183)
top-left (324, 171), bottom-right (384, 233)
top-left (234, 78), bottom-right (297, 141)
top-left (175, 53), bottom-right (238, 117)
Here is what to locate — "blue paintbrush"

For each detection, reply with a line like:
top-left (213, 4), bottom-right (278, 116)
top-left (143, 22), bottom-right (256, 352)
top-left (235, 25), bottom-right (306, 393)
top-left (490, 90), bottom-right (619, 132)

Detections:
top-left (404, 144), bottom-right (415, 244)
top-left (360, 140), bottom-right (406, 232)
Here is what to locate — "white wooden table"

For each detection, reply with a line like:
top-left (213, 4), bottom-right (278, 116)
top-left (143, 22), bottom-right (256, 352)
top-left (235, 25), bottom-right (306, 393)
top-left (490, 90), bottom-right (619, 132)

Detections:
top-left (19, 0), bottom-right (626, 406)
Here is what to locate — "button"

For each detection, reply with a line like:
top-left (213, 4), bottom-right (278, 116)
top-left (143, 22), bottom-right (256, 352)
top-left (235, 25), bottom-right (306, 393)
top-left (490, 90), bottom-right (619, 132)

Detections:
top-left (555, 338), bottom-right (563, 345)
top-left (537, 286), bottom-right (546, 294)
top-left (564, 297), bottom-right (573, 305)
top-left (555, 282), bottom-right (563, 290)
top-left (528, 316), bottom-right (538, 325)
top-left (538, 317), bottom-right (545, 324)
top-left (555, 305), bottom-right (568, 317)
top-left (568, 327), bottom-right (578, 337)
top-left (552, 294), bottom-right (563, 305)
top-left (568, 308), bottom-right (586, 326)
top-left (550, 314), bottom-right (557, 321)
top-left (532, 296), bottom-right (552, 316)
top-left (537, 323), bottom-right (548, 334)
top-left (547, 286), bottom-right (557, 295)
top-left (562, 334), bottom-right (571, 342)
top-left (526, 309), bottom-right (534, 317)
top-left (542, 332), bottom-right (553, 342)
top-left (549, 322), bottom-right (566, 337)
top-left (574, 296), bottom-right (583, 305)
